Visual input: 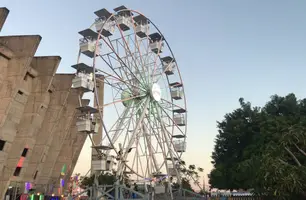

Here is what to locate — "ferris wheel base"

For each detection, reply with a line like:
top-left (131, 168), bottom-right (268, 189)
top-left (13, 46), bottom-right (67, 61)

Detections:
top-left (72, 184), bottom-right (205, 200)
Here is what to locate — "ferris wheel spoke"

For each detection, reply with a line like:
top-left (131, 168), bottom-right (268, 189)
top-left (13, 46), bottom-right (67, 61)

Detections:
top-left (134, 124), bottom-right (146, 178)
top-left (153, 101), bottom-right (184, 158)
top-left (103, 51), bottom-right (133, 86)
top-left (148, 105), bottom-right (172, 162)
top-left (160, 98), bottom-right (185, 111)
top-left (102, 94), bottom-right (146, 108)
top-left (158, 105), bottom-right (185, 137)
top-left (100, 36), bottom-right (144, 89)
top-left (125, 116), bottom-right (146, 178)
top-left (128, 21), bottom-right (150, 86)
top-left (98, 55), bottom-right (143, 92)
top-left (98, 53), bottom-right (126, 84)
top-left (105, 52), bottom-right (133, 88)
top-left (101, 105), bottom-right (133, 154)
top-left (145, 114), bottom-right (166, 155)
top-left (142, 122), bottom-right (159, 174)
top-left (154, 104), bottom-right (182, 181)
top-left (118, 97), bottom-right (150, 175)
top-left (103, 98), bottom-right (145, 155)
top-left (102, 77), bottom-right (125, 92)
top-left (106, 53), bottom-right (141, 89)
top-left (111, 39), bottom-right (139, 83)
top-left (151, 39), bottom-right (164, 80)
top-left (154, 58), bottom-right (175, 84)
top-left (143, 117), bottom-right (167, 173)
top-left (114, 31), bottom-right (141, 74)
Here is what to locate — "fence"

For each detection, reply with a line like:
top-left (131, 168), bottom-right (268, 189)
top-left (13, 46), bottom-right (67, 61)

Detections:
top-left (210, 197), bottom-right (263, 200)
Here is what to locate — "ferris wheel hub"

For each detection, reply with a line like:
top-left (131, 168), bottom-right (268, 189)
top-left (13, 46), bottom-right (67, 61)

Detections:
top-left (151, 83), bottom-right (161, 102)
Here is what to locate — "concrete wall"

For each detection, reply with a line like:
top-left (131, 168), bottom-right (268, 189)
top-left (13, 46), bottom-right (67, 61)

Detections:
top-left (0, 7), bottom-right (9, 32)
top-left (0, 7), bottom-right (100, 197)
top-left (0, 35), bottom-right (41, 198)
top-left (50, 99), bottom-right (90, 194)
top-left (3, 57), bottom-right (60, 191)
top-left (21, 74), bottom-right (75, 192)
top-left (34, 88), bottom-right (82, 192)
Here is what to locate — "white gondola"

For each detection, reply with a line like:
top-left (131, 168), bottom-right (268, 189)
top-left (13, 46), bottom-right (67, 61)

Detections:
top-left (76, 106), bottom-right (99, 133)
top-left (79, 29), bottom-right (99, 58)
top-left (95, 18), bottom-right (113, 37)
top-left (149, 33), bottom-right (165, 54)
top-left (91, 118), bottom-right (100, 134)
top-left (79, 38), bottom-right (96, 56)
top-left (92, 159), bottom-right (106, 171)
top-left (116, 15), bottom-right (131, 31)
top-left (91, 156), bottom-right (115, 171)
top-left (15, 89), bottom-right (29, 104)
top-left (114, 6), bottom-right (132, 31)
top-left (163, 61), bottom-right (176, 75)
top-left (149, 41), bottom-right (164, 54)
top-left (134, 15), bottom-right (150, 38)
top-left (71, 73), bottom-right (94, 91)
top-left (136, 24), bottom-right (149, 38)
top-left (94, 8), bottom-right (114, 37)
top-left (161, 56), bottom-right (176, 75)
top-left (171, 88), bottom-right (183, 100)
top-left (173, 140), bottom-right (186, 152)
top-left (76, 117), bottom-right (91, 132)
top-left (168, 163), bottom-right (179, 176)
top-left (155, 184), bottom-right (165, 194)
top-left (71, 63), bottom-right (95, 92)
top-left (173, 114), bottom-right (186, 126)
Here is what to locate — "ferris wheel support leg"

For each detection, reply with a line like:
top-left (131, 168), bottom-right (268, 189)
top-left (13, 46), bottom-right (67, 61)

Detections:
top-left (92, 171), bottom-right (100, 200)
top-left (114, 179), bottom-right (119, 200)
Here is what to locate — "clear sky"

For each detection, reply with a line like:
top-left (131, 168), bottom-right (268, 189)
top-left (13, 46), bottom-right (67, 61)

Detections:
top-left (2, 0), bottom-right (306, 188)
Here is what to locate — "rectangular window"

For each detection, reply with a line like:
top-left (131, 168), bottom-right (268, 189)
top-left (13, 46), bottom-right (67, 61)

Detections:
top-left (13, 167), bottom-right (22, 176)
top-left (0, 140), bottom-right (5, 151)
top-left (0, 52), bottom-right (10, 60)
top-left (17, 90), bottom-right (23, 95)
top-left (24, 72), bottom-right (34, 80)
top-left (21, 148), bottom-right (28, 157)
top-left (33, 170), bottom-right (38, 180)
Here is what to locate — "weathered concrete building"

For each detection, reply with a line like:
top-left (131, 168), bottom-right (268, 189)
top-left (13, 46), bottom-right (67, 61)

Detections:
top-left (0, 7), bottom-right (95, 197)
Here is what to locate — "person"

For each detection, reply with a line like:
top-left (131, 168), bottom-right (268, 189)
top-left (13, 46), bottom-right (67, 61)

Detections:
top-left (133, 183), bottom-right (138, 192)
top-left (125, 184), bottom-right (130, 198)
top-left (132, 183), bottom-right (138, 199)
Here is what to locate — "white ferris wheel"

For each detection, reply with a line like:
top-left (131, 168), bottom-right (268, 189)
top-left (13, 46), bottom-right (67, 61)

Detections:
top-left (72, 5), bottom-right (187, 188)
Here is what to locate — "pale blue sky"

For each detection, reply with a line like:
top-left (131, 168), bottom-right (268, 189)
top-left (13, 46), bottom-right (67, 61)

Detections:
top-left (2, 0), bottom-right (306, 186)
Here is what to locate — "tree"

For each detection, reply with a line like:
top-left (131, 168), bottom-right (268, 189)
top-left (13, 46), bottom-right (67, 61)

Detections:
top-left (210, 94), bottom-right (306, 199)
top-left (175, 161), bottom-right (204, 192)
top-left (80, 172), bottom-right (116, 188)
top-left (209, 98), bottom-right (262, 190)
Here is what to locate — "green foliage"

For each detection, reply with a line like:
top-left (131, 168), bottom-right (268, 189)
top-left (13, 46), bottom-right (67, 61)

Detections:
top-left (209, 93), bottom-right (306, 199)
top-left (173, 177), bottom-right (193, 191)
top-left (80, 172), bottom-right (116, 188)
top-left (177, 162), bottom-right (204, 191)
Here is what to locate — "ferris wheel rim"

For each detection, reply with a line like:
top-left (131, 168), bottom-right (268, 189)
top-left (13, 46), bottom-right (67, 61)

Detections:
top-left (78, 7), bottom-right (187, 180)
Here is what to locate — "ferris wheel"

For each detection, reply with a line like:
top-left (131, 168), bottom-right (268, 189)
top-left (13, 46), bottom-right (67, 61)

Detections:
top-left (72, 5), bottom-right (187, 187)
